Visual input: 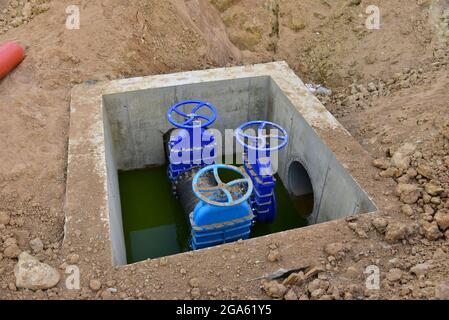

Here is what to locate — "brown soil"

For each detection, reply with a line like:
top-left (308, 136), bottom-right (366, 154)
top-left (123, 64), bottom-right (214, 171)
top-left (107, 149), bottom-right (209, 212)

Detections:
top-left (0, 0), bottom-right (449, 299)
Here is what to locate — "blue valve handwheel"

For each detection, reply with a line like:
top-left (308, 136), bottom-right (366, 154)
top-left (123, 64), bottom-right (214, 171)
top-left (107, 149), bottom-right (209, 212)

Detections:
top-left (192, 164), bottom-right (253, 207)
top-left (167, 100), bottom-right (217, 129)
top-left (235, 121), bottom-right (288, 152)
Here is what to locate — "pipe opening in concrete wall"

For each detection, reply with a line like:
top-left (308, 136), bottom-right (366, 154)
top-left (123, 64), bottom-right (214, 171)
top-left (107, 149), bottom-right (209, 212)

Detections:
top-left (287, 160), bottom-right (314, 217)
top-left (288, 160), bottom-right (313, 197)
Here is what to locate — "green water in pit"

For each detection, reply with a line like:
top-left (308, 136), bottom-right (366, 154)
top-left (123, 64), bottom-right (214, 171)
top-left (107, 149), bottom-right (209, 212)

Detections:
top-left (119, 160), bottom-right (313, 264)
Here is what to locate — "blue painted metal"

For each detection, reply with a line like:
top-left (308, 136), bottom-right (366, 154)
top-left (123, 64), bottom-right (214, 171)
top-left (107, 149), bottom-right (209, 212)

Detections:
top-left (235, 121), bottom-right (289, 222)
top-left (167, 100), bottom-right (217, 129)
top-left (235, 120), bottom-right (288, 153)
top-left (190, 164), bottom-right (254, 250)
top-left (242, 154), bottom-right (277, 222)
top-left (166, 100), bottom-right (217, 181)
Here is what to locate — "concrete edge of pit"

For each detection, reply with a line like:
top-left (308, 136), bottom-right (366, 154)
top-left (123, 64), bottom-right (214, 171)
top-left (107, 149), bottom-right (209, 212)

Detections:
top-left (65, 62), bottom-right (387, 269)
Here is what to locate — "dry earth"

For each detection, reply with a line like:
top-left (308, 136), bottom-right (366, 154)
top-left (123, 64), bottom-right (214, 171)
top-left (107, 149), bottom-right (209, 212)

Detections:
top-left (0, 0), bottom-right (449, 299)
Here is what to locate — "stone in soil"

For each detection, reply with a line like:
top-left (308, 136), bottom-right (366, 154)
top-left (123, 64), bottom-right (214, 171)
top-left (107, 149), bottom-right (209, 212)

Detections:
top-left (29, 238), bottom-right (44, 253)
top-left (391, 143), bottom-right (416, 169)
top-left (435, 281), bottom-right (449, 300)
top-left (310, 288), bottom-right (325, 299)
top-left (401, 205), bottom-right (414, 216)
top-left (0, 211), bottom-right (10, 225)
top-left (372, 217), bottom-right (389, 233)
top-left (372, 158), bottom-right (390, 170)
top-left (324, 242), bottom-right (344, 256)
top-left (68, 253), bottom-right (80, 264)
top-left (424, 183), bottom-right (444, 196)
top-left (395, 183), bottom-right (420, 204)
top-left (410, 263), bottom-right (432, 276)
top-left (267, 249), bottom-right (281, 262)
top-left (14, 252), bottom-right (60, 290)
top-left (284, 289), bottom-right (298, 300)
top-left (89, 279), bottom-right (102, 291)
top-left (386, 268), bottom-right (403, 282)
top-left (4, 243), bottom-right (21, 259)
top-left (416, 164), bottom-right (434, 179)
top-left (384, 222), bottom-right (417, 243)
top-left (307, 278), bottom-right (321, 293)
top-left (262, 280), bottom-right (287, 299)
top-left (421, 221), bottom-right (444, 241)
top-left (190, 287), bottom-right (201, 299)
top-left (381, 167), bottom-right (400, 178)
top-left (13, 230), bottom-right (30, 248)
top-left (189, 278), bottom-right (199, 288)
top-left (435, 210), bottom-right (449, 231)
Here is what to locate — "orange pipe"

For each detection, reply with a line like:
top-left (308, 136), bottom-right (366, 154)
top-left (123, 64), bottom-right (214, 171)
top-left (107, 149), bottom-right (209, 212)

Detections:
top-left (0, 42), bottom-right (25, 79)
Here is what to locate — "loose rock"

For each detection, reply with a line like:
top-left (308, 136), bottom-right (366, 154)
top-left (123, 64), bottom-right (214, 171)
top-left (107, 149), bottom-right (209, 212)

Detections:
top-left (422, 221), bottom-right (444, 240)
top-left (267, 249), bottom-right (281, 262)
top-left (410, 263), bottom-right (432, 276)
top-left (435, 281), bottom-right (449, 300)
top-left (310, 288), bottom-right (325, 299)
top-left (189, 278), bottom-right (199, 288)
top-left (0, 211), bottom-right (10, 225)
top-left (324, 242), bottom-right (344, 256)
top-left (416, 164), bottom-right (434, 179)
top-left (89, 279), bottom-right (102, 291)
top-left (14, 252), bottom-right (60, 290)
top-left (262, 280), bottom-right (287, 299)
top-left (384, 222), bottom-right (417, 243)
top-left (391, 143), bottom-right (416, 169)
top-left (372, 158), bottom-right (390, 170)
top-left (372, 217), bottom-right (389, 233)
top-left (386, 268), bottom-right (403, 282)
top-left (401, 204), bottom-right (414, 216)
top-left (307, 279), bottom-right (321, 293)
top-left (435, 210), bottom-right (449, 231)
top-left (13, 230), bottom-right (30, 248)
top-left (284, 289), bottom-right (298, 300)
top-left (29, 238), bottom-right (44, 253)
top-left (380, 167), bottom-right (400, 178)
top-left (424, 183), bottom-right (444, 196)
top-left (191, 287), bottom-right (201, 299)
top-left (395, 183), bottom-right (420, 204)
top-left (4, 244), bottom-right (21, 259)
top-left (68, 253), bottom-right (80, 264)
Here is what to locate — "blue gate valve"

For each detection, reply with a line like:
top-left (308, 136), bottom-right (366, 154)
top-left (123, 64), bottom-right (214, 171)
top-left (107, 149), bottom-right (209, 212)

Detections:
top-left (235, 121), bottom-right (289, 222)
top-left (166, 100), bottom-right (218, 182)
top-left (235, 120), bottom-right (288, 155)
top-left (167, 100), bottom-right (217, 130)
top-left (190, 164), bottom-right (254, 250)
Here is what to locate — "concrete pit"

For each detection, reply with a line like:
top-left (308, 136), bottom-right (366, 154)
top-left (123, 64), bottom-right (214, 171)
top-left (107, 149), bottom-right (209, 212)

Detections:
top-left (67, 62), bottom-right (377, 266)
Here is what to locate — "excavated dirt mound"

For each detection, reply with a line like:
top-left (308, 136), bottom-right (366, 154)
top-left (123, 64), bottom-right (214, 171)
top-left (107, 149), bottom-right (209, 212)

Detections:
top-left (0, 0), bottom-right (449, 299)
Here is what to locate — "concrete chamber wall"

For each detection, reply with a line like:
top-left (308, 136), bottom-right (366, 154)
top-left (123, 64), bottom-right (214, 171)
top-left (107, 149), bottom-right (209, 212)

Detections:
top-left (268, 79), bottom-right (376, 223)
top-left (102, 75), bottom-right (375, 260)
top-left (67, 62), bottom-right (383, 269)
top-left (103, 76), bottom-right (270, 170)
top-left (103, 76), bottom-right (376, 230)
top-left (65, 62), bottom-right (380, 267)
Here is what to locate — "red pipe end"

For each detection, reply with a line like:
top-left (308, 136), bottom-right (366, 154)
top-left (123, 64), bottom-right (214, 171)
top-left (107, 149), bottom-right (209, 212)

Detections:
top-left (0, 41), bottom-right (25, 80)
